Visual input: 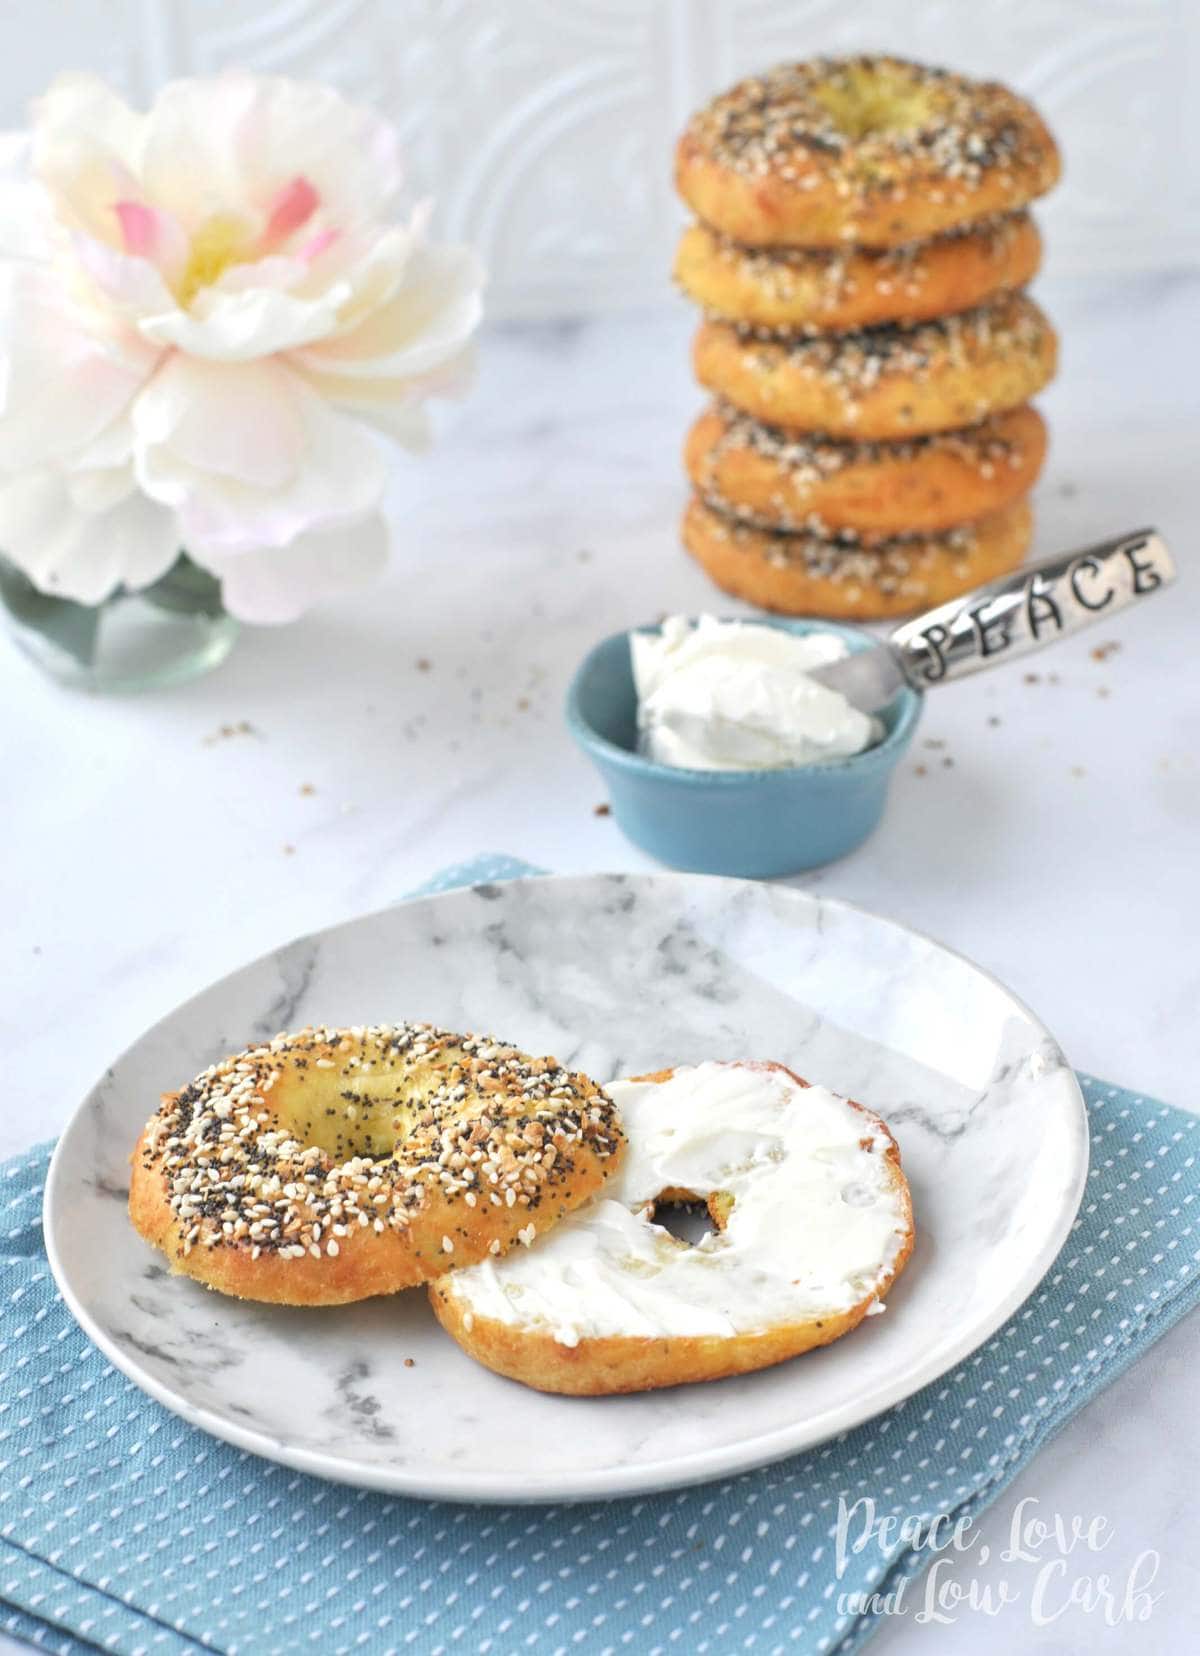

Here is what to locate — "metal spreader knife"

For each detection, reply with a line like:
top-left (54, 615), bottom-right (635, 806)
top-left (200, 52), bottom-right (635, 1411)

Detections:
top-left (807, 528), bottom-right (1175, 714)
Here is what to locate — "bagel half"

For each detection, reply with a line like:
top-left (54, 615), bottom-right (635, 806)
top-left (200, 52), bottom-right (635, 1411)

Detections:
top-left (129, 1022), bottom-right (625, 1305)
top-left (431, 1062), bottom-right (914, 1395)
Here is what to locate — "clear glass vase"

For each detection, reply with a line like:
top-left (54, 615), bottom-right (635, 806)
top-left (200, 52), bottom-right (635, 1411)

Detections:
top-left (0, 553), bottom-right (238, 692)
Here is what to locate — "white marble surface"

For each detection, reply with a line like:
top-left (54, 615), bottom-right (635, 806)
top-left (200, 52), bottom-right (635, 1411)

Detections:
top-left (5, 271), bottom-right (1199, 1648)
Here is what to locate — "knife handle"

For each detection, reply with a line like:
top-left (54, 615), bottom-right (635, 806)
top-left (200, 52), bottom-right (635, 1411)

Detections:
top-left (888, 528), bottom-right (1175, 691)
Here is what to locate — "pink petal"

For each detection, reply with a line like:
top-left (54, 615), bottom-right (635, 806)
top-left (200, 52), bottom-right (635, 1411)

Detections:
top-left (114, 200), bottom-right (156, 256)
top-left (298, 226), bottom-right (339, 262)
top-left (113, 199), bottom-right (188, 281)
top-left (262, 175), bottom-right (319, 249)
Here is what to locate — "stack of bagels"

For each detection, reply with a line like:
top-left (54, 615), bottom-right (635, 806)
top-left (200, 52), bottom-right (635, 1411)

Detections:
top-left (674, 55), bottom-right (1061, 619)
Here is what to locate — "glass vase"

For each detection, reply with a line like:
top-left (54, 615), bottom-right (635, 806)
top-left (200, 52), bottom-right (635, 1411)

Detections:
top-left (0, 553), bottom-right (238, 692)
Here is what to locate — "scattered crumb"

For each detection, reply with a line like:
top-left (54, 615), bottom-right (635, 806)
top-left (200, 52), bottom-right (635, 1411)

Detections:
top-left (594, 802), bottom-right (611, 817)
top-left (32, 945), bottom-right (41, 955)
top-left (1058, 481), bottom-right (1078, 499)
top-left (1097, 686), bottom-right (1111, 699)
top-left (577, 549), bottom-right (592, 563)
top-left (1070, 766), bottom-right (1086, 779)
top-left (1048, 672), bottom-right (1060, 685)
top-left (923, 738), bottom-right (946, 750)
top-left (941, 756), bottom-right (955, 769)
top-left (415, 658), bottom-right (432, 673)
top-left (202, 719), bottom-right (257, 745)
top-left (298, 782), bottom-right (316, 797)
top-left (340, 802), bottom-right (357, 815)
top-left (403, 1357), bottom-right (415, 1369)
top-left (282, 844), bottom-right (296, 856)
top-left (914, 764), bottom-right (928, 778)
top-left (987, 715), bottom-right (1002, 727)
top-left (1091, 641), bottom-right (1121, 663)
top-left (517, 697), bottom-right (531, 712)
top-left (1024, 672), bottom-right (1041, 685)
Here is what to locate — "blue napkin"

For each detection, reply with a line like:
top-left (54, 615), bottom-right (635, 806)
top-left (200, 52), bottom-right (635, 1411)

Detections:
top-left (3, 854), bottom-right (1198, 1656)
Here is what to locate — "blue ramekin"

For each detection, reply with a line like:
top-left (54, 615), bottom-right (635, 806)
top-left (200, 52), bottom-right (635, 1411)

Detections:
top-left (566, 617), bottom-right (922, 878)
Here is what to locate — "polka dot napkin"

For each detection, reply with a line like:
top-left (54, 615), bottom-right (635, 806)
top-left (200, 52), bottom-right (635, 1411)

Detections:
top-left (2, 856), bottom-right (1197, 1656)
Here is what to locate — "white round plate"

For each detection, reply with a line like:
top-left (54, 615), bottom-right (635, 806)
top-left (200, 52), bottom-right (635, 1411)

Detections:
top-left (46, 873), bottom-right (1088, 1504)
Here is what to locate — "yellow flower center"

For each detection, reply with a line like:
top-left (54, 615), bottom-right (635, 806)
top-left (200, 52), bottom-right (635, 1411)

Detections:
top-left (176, 214), bottom-right (252, 307)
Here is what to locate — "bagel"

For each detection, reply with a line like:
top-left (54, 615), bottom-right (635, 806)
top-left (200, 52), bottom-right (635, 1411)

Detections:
top-left (693, 293), bottom-right (1057, 440)
top-left (129, 1022), bottom-right (625, 1306)
top-left (683, 492), bottom-right (1032, 621)
top-left (674, 212), bottom-right (1042, 334)
top-left (430, 1061), bottom-right (914, 1395)
top-left (676, 56), bottom-right (1060, 249)
top-left (686, 401), bottom-right (1047, 536)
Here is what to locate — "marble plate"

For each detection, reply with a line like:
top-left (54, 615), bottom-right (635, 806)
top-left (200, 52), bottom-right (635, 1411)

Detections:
top-left (45, 873), bottom-right (1088, 1503)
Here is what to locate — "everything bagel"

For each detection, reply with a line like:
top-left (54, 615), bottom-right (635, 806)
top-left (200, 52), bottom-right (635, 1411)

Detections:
top-left (686, 401), bottom-right (1047, 535)
top-left (692, 292), bottom-right (1057, 440)
top-left (682, 492), bottom-right (1032, 620)
top-left (129, 1022), bottom-right (625, 1305)
top-left (674, 213), bottom-right (1042, 334)
top-left (676, 56), bottom-right (1060, 249)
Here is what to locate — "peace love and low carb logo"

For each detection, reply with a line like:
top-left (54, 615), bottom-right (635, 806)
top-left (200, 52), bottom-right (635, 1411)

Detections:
top-left (908, 534), bottom-right (1168, 686)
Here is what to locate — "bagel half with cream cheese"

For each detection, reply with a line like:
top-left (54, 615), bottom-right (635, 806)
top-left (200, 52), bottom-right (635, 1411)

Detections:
top-left (430, 1060), bottom-right (914, 1394)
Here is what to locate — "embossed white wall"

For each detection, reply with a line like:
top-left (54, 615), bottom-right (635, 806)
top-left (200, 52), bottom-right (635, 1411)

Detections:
top-left (3, 0), bottom-right (1197, 315)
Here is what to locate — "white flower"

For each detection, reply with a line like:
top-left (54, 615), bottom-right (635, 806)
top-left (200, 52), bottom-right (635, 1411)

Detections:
top-left (0, 73), bottom-right (483, 621)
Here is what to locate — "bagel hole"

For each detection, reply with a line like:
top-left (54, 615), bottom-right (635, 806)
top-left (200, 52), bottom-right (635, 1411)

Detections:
top-left (273, 1075), bottom-right (428, 1161)
top-left (812, 66), bottom-right (933, 140)
top-left (650, 1189), bottom-right (729, 1247)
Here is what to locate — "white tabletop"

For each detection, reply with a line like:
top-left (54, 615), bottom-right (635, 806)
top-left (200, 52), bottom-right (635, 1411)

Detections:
top-left (5, 271), bottom-right (1197, 1654)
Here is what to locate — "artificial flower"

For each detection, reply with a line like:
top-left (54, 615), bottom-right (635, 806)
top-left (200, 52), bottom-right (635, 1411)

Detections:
top-left (0, 72), bottom-right (484, 621)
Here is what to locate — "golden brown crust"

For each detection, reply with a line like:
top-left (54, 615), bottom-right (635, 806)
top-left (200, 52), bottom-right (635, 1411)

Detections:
top-left (430, 1062), bottom-right (915, 1395)
top-left (683, 492), bottom-right (1033, 620)
top-left (430, 1290), bottom-right (883, 1395)
top-left (128, 1023), bottom-right (624, 1306)
top-left (675, 56), bottom-right (1060, 249)
top-left (686, 401), bottom-right (1047, 535)
top-left (693, 293), bottom-right (1057, 440)
top-left (674, 213), bottom-right (1041, 332)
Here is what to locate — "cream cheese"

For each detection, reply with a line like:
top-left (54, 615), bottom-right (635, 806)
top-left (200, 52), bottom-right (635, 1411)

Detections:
top-left (631, 615), bottom-right (881, 771)
top-left (445, 1061), bottom-right (910, 1348)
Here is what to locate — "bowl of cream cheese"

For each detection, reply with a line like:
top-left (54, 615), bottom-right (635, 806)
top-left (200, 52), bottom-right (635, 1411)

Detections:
top-left (566, 614), bottom-right (921, 876)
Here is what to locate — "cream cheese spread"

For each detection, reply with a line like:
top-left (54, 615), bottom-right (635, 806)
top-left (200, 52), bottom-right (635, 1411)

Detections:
top-left (444, 1061), bottom-right (910, 1348)
top-left (631, 615), bottom-right (881, 771)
